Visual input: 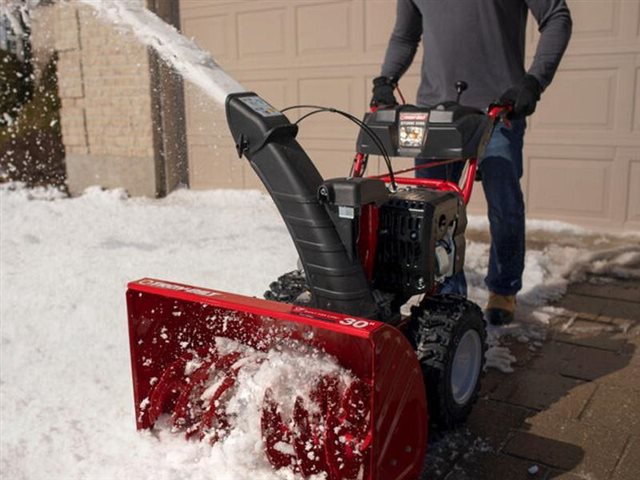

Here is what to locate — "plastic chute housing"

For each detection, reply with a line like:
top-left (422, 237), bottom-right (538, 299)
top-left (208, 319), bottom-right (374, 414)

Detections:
top-left (126, 278), bottom-right (427, 480)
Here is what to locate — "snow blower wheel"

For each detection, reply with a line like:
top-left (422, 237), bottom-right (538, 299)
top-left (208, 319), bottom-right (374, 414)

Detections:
top-left (409, 295), bottom-right (487, 429)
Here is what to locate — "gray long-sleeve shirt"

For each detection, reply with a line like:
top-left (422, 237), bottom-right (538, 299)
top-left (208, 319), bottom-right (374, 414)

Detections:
top-left (381, 0), bottom-right (572, 109)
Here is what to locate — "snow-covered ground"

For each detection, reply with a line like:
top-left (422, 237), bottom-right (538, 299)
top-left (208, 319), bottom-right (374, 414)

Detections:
top-left (3, 1), bottom-right (638, 478)
top-left (1, 184), bottom-right (638, 479)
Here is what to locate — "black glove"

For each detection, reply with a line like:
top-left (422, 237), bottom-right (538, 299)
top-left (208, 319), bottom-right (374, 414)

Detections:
top-left (499, 74), bottom-right (543, 118)
top-left (370, 76), bottom-right (398, 108)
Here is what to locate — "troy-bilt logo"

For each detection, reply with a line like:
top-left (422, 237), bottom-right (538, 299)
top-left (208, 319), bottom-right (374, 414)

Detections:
top-left (399, 112), bottom-right (429, 122)
top-left (138, 279), bottom-right (221, 298)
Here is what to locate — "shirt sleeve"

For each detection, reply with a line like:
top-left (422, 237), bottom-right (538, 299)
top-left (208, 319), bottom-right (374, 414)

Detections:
top-left (526, 0), bottom-right (573, 90)
top-left (380, 0), bottom-right (423, 80)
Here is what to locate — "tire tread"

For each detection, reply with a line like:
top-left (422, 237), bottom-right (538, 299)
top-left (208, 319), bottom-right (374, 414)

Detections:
top-left (410, 294), bottom-right (487, 429)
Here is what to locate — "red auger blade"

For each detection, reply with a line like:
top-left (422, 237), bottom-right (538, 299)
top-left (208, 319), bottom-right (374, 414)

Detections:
top-left (261, 374), bottom-right (371, 480)
top-left (325, 379), bottom-right (372, 479)
top-left (171, 351), bottom-right (217, 429)
top-left (146, 353), bottom-right (193, 426)
top-left (261, 388), bottom-right (297, 470)
top-left (196, 354), bottom-right (242, 444)
top-left (292, 395), bottom-right (328, 476)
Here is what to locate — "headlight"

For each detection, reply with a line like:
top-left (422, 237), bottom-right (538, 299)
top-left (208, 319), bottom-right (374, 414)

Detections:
top-left (399, 125), bottom-right (426, 148)
top-left (398, 112), bottom-right (429, 150)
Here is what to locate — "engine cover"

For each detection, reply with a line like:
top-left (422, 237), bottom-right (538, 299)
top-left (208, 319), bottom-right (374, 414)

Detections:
top-left (374, 189), bottom-right (467, 297)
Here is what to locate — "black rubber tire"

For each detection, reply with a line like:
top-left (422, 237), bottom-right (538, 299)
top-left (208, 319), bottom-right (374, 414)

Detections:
top-left (408, 294), bottom-right (487, 430)
top-left (263, 270), bottom-right (310, 304)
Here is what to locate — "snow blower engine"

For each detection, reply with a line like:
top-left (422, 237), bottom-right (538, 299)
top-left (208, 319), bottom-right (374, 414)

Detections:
top-left (126, 83), bottom-right (510, 480)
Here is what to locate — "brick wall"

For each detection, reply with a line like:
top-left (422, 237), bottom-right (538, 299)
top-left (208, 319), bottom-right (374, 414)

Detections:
top-left (34, 2), bottom-right (157, 196)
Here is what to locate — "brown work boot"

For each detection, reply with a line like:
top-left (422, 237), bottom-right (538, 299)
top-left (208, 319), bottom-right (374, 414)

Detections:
top-left (485, 293), bottom-right (516, 326)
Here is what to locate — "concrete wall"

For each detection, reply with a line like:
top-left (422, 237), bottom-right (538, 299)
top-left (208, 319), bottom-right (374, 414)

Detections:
top-left (27, 5), bottom-right (55, 76)
top-left (38, 2), bottom-right (157, 197)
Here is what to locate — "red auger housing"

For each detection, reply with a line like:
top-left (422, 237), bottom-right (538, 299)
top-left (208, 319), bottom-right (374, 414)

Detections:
top-left (127, 278), bottom-right (427, 479)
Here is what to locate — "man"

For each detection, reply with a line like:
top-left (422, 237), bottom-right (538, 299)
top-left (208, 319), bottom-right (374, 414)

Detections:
top-left (371, 0), bottom-right (572, 325)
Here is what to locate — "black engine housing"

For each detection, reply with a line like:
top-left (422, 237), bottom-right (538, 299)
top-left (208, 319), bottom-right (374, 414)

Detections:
top-left (374, 189), bottom-right (467, 297)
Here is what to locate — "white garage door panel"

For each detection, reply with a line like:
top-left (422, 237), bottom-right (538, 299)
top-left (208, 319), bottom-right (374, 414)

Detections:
top-left (237, 8), bottom-right (287, 58)
top-left (543, 0), bottom-right (637, 54)
top-left (364, 0), bottom-right (397, 52)
top-left (297, 76), bottom-right (362, 141)
top-left (296, 2), bottom-right (353, 55)
top-left (569, 0), bottom-right (620, 39)
top-left (533, 68), bottom-right (616, 130)
top-left (528, 157), bottom-right (612, 218)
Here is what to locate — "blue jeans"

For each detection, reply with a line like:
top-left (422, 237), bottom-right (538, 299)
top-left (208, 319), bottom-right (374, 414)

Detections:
top-left (416, 119), bottom-right (526, 297)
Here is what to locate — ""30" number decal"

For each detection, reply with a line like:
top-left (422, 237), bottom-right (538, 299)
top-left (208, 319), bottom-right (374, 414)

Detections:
top-left (339, 318), bottom-right (372, 329)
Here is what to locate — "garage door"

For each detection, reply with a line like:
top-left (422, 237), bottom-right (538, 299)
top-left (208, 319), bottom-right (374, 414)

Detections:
top-left (180, 0), bottom-right (640, 232)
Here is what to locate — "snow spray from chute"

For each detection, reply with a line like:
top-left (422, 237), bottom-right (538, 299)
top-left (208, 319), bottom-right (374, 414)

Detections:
top-left (78, 0), bottom-right (246, 106)
top-left (2, 0), bottom-right (48, 33)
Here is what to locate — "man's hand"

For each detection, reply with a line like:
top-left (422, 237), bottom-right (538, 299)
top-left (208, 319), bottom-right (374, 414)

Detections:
top-left (499, 74), bottom-right (543, 117)
top-left (370, 76), bottom-right (398, 108)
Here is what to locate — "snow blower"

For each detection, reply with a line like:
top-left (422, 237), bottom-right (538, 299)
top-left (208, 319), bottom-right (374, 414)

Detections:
top-left (126, 81), bottom-right (510, 480)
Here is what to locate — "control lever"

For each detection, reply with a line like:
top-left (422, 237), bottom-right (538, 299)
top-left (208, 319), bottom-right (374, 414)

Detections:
top-left (455, 81), bottom-right (468, 103)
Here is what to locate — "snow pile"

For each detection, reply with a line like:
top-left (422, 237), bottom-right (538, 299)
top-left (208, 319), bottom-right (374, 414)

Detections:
top-left (78, 0), bottom-right (245, 105)
top-left (0, 185), bottom-right (296, 479)
top-left (576, 247), bottom-right (640, 280)
top-left (1, 184), bottom-right (638, 478)
top-left (464, 240), bottom-right (584, 309)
